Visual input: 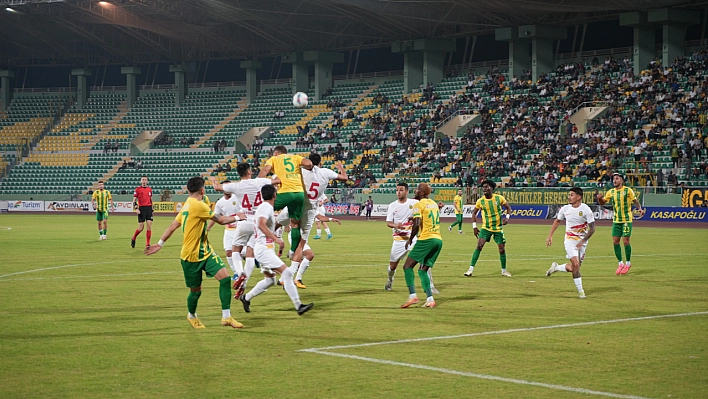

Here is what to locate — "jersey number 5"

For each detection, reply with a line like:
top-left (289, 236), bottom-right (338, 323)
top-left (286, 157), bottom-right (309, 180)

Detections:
top-left (241, 193), bottom-right (263, 210)
top-left (307, 182), bottom-right (320, 200)
top-left (284, 157), bottom-right (295, 172)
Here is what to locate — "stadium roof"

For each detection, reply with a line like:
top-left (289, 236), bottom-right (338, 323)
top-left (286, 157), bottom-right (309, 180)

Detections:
top-left (0, 0), bottom-right (701, 67)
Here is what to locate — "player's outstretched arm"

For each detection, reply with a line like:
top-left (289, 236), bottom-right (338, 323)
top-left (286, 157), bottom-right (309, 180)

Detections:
top-left (546, 218), bottom-right (562, 247)
top-left (334, 163), bottom-right (348, 181)
top-left (596, 192), bottom-right (608, 206)
top-left (145, 220), bottom-right (181, 255)
top-left (577, 222), bottom-right (596, 249)
top-left (406, 218), bottom-right (421, 250)
top-left (258, 164), bottom-right (272, 178)
top-left (502, 202), bottom-right (512, 225)
top-left (210, 177), bottom-right (224, 192)
top-left (211, 214), bottom-right (238, 226)
top-left (315, 214), bottom-right (340, 225)
top-left (633, 199), bottom-right (645, 216)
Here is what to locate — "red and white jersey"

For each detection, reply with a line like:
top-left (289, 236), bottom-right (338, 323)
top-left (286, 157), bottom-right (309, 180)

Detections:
top-left (303, 166), bottom-right (339, 206)
top-left (254, 201), bottom-right (276, 248)
top-left (222, 178), bottom-right (271, 222)
top-left (213, 195), bottom-right (240, 231)
top-left (556, 203), bottom-right (595, 242)
top-left (386, 198), bottom-right (418, 241)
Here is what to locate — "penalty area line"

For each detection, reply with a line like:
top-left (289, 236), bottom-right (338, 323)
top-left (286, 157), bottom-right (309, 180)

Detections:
top-left (306, 350), bottom-right (652, 399)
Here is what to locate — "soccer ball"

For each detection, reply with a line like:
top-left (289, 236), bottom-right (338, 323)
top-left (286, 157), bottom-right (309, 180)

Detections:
top-left (293, 92), bottom-right (309, 109)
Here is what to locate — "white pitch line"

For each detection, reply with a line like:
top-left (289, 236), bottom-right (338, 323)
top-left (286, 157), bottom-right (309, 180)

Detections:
top-left (0, 260), bottom-right (138, 279)
top-left (0, 270), bottom-right (179, 282)
top-left (307, 350), bottom-right (652, 399)
top-left (0, 226), bottom-right (12, 230)
top-left (300, 311), bottom-right (708, 352)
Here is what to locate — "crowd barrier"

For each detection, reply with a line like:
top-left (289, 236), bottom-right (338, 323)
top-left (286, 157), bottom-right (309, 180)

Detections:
top-left (4, 200), bottom-right (706, 223)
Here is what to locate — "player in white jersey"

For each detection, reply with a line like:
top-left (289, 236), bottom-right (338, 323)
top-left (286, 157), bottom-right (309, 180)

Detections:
top-left (210, 162), bottom-right (278, 297)
top-left (384, 182), bottom-right (438, 294)
top-left (312, 195), bottom-right (332, 240)
top-left (207, 182), bottom-right (245, 279)
top-left (276, 206), bottom-right (342, 288)
top-left (545, 187), bottom-right (596, 298)
top-left (239, 184), bottom-right (313, 316)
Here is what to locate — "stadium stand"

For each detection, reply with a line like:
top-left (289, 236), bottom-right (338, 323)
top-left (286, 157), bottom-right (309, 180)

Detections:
top-left (2, 50), bottom-right (708, 197)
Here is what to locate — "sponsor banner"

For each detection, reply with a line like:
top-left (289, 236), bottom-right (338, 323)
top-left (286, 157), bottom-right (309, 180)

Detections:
top-left (112, 201), bottom-right (135, 213)
top-left (636, 207), bottom-right (708, 222)
top-left (45, 201), bottom-right (93, 212)
top-left (152, 202), bottom-right (176, 213)
top-left (490, 188), bottom-right (641, 205)
top-left (547, 205), bottom-right (613, 220)
top-left (434, 189), bottom-right (459, 203)
top-left (681, 187), bottom-right (708, 207)
top-left (368, 204), bottom-right (547, 219)
top-left (324, 203), bottom-right (362, 216)
top-left (7, 200), bottom-right (44, 212)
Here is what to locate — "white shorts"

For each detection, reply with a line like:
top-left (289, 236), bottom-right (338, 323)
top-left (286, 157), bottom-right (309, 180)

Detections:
top-left (278, 203), bottom-right (315, 241)
top-left (390, 237), bottom-right (416, 263)
top-left (233, 221), bottom-right (255, 248)
top-left (255, 244), bottom-right (284, 274)
top-left (223, 230), bottom-right (236, 251)
top-left (564, 240), bottom-right (587, 261)
top-left (316, 205), bottom-right (326, 217)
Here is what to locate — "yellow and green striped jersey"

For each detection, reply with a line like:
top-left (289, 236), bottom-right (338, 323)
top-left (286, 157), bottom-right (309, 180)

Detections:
top-left (475, 194), bottom-right (507, 233)
top-left (176, 197), bottom-right (215, 262)
top-left (92, 189), bottom-right (112, 212)
top-left (603, 187), bottom-right (636, 223)
top-left (412, 198), bottom-right (442, 241)
top-left (453, 195), bottom-right (463, 214)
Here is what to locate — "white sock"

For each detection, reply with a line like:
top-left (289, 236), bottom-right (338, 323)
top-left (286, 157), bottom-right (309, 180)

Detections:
top-left (231, 252), bottom-right (244, 275)
top-left (188, 313), bottom-right (197, 319)
top-left (626, 261), bottom-right (631, 266)
top-left (556, 263), bottom-right (569, 272)
top-left (245, 277), bottom-right (274, 301)
top-left (467, 266), bottom-right (474, 273)
top-left (226, 257), bottom-right (236, 274)
top-left (409, 293), bottom-right (417, 299)
top-left (316, 229), bottom-right (322, 236)
top-left (222, 309), bottom-right (231, 319)
top-left (243, 257), bottom-right (256, 286)
top-left (297, 258), bottom-right (310, 280)
top-left (325, 228), bottom-right (331, 235)
top-left (387, 266), bottom-right (396, 281)
top-left (573, 277), bottom-right (583, 293)
top-left (289, 261), bottom-right (300, 276)
top-left (427, 268), bottom-right (436, 290)
top-left (426, 296), bottom-right (434, 302)
top-left (281, 269), bottom-right (302, 309)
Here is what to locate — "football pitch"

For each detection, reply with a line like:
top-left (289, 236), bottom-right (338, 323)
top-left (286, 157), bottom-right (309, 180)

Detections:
top-left (0, 214), bottom-right (706, 399)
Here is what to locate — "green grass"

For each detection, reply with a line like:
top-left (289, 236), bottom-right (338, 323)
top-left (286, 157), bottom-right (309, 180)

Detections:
top-left (0, 214), bottom-right (706, 399)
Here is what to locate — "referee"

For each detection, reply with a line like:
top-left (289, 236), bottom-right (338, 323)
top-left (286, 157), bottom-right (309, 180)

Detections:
top-left (132, 175), bottom-right (154, 248)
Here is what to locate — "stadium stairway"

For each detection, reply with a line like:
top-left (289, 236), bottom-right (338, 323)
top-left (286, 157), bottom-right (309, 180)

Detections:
top-left (191, 99), bottom-right (248, 149)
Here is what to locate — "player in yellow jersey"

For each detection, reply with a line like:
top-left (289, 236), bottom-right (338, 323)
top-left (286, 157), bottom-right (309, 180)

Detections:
top-left (258, 145), bottom-right (313, 267)
top-left (464, 180), bottom-right (513, 277)
top-left (448, 189), bottom-right (464, 234)
top-left (91, 181), bottom-right (113, 240)
top-left (400, 183), bottom-right (443, 309)
top-left (145, 176), bottom-right (246, 330)
top-left (596, 173), bottom-right (645, 275)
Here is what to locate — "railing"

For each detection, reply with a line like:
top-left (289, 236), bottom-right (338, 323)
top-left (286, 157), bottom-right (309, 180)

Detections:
top-left (435, 108), bottom-right (478, 130)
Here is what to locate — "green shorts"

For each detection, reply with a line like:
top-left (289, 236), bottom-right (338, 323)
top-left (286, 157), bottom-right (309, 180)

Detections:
top-left (96, 211), bottom-right (108, 221)
top-left (408, 238), bottom-right (443, 267)
top-left (180, 253), bottom-right (226, 288)
top-left (455, 214), bottom-right (463, 222)
top-left (612, 222), bottom-right (633, 237)
top-left (275, 191), bottom-right (305, 221)
top-left (479, 228), bottom-right (506, 245)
